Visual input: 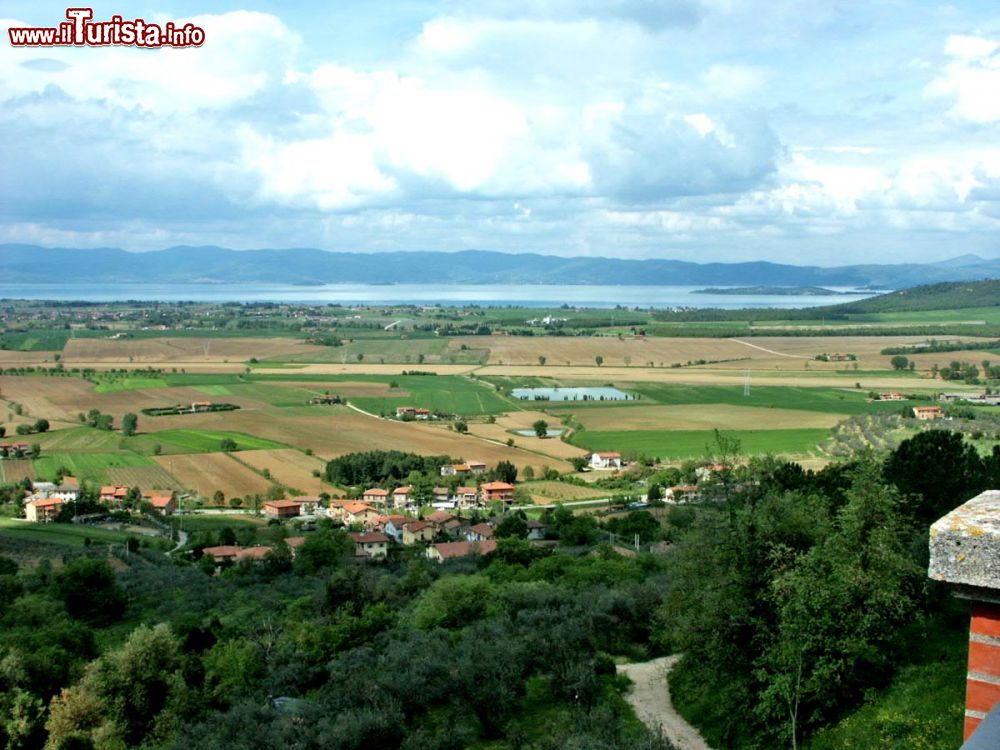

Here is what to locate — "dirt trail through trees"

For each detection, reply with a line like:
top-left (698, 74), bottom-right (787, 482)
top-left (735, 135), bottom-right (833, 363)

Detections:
top-left (617, 655), bottom-right (714, 750)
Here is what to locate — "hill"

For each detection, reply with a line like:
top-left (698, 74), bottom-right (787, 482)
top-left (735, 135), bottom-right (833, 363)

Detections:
top-left (825, 279), bottom-right (1000, 314)
top-left (1, 244), bottom-right (1000, 288)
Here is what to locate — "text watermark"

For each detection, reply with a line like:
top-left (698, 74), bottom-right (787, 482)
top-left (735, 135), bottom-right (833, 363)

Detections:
top-left (8, 8), bottom-right (205, 48)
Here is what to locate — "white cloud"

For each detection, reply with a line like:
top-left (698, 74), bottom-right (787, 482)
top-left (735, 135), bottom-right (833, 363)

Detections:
top-left (927, 34), bottom-right (1000, 124)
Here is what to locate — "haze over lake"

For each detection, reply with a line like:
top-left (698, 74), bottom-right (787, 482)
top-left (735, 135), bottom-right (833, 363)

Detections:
top-left (0, 283), bottom-right (877, 308)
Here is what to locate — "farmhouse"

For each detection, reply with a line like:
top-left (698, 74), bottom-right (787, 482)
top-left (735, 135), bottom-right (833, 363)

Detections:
top-left (99, 485), bottom-right (130, 506)
top-left (264, 499), bottom-right (302, 519)
top-left (440, 463), bottom-right (470, 477)
top-left (24, 496), bottom-right (64, 523)
top-left (402, 520), bottom-right (436, 545)
top-left (289, 496), bottom-right (322, 514)
top-left (590, 452), bottom-right (623, 470)
top-left (362, 488), bottom-right (389, 506)
top-left (0, 442), bottom-right (32, 458)
top-left (695, 463), bottom-right (730, 481)
top-left (349, 531), bottom-right (389, 559)
top-left (432, 486), bottom-right (450, 503)
top-left (381, 515), bottom-right (409, 542)
top-left (453, 486), bottom-right (479, 507)
top-left (425, 510), bottom-right (457, 527)
top-left (480, 481), bottom-right (515, 504)
top-left (667, 485), bottom-right (701, 502)
top-left (202, 545), bottom-right (274, 565)
top-left (465, 523), bottom-right (494, 542)
top-left (526, 520), bottom-right (547, 540)
top-left (31, 478), bottom-right (79, 502)
top-left (878, 392), bottom-right (906, 401)
top-left (235, 546), bottom-right (273, 562)
top-left (913, 405), bottom-right (944, 421)
top-left (146, 492), bottom-right (177, 515)
top-left (467, 461), bottom-right (487, 474)
top-left (426, 540), bottom-right (497, 563)
top-left (391, 486), bottom-right (412, 508)
top-left (343, 502), bottom-right (381, 527)
top-left (285, 536), bottom-right (306, 556)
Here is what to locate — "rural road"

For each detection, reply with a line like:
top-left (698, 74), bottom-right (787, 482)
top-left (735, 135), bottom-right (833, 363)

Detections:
top-left (727, 338), bottom-right (809, 359)
top-left (617, 656), bottom-right (714, 750)
top-left (168, 529), bottom-right (188, 554)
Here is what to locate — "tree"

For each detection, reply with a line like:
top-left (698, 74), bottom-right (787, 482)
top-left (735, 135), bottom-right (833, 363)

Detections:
top-left (454, 420), bottom-right (468, 434)
top-left (495, 511), bottom-right (528, 540)
top-left (0, 426), bottom-right (4, 438)
top-left (538, 355), bottom-right (546, 366)
top-left (33, 418), bottom-right (49, 433)
top-left (213, 490), bottom-right (225, 505)
top-left (884, 429), bottom-right (985, 526)
top-left (493, 460), bottom-right (517, 484)
top-left (595, 356), bottom-right (604, 366)
top-left (889, 354), bottom-right (909, 371)
top-left (54, 559), bottom-right (126, 625)
top-left (532, 419), bottom-right (549, 438)
top-left (121, 412), bottom-right (138, 437)
top-left (219, 438), bottom-right (237, 452)
top-left (570, 456), bottom-right (588, 472)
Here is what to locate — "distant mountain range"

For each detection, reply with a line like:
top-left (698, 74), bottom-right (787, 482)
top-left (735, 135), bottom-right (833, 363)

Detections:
top-left (1, 244), bottom-right (998, 289)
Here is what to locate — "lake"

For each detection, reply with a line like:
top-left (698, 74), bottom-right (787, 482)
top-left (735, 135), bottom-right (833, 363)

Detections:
top-left (0, 283), bottom-right (878, 309)
top-left (512, 387), bottom-right (635, 402)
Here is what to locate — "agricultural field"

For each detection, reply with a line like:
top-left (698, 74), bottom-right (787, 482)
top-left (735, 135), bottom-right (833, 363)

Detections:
top-left (153, 453), bottom-right (274, 498)
top-left (237, 449), bottom-right (335, 495)
top-left (271, 337), bottom-right (488, 365)
top-left (105, 465), bottom-right (183, 490)
top-left (463, 411), bottom-right (588, 461)
top-left (0, 517), bottom-right (143, 548)
top-left (570, 428), bottom-right (830, 460)
top-left (62, 336), bottom-right (325, 363)
top-left (625, 384), bottom-right (920, 415)
top-left (565, 403), bottom-right (844, 432)
top-left (0, 459), bottom-right (35, 483)
top-left (33, 451), bottom-right (156, 483)
top-left (523, 480), bottom-right (611, 505)
top-left (125, 429), bottom-right (288, 455)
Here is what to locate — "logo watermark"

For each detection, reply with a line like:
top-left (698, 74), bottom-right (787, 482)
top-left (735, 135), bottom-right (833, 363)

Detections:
top-left (8, 7), bottom-right (205, 48)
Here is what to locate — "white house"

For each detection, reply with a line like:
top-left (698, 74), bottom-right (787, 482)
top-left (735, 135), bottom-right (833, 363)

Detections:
top-left (589, 451), bottom-right (623, 470)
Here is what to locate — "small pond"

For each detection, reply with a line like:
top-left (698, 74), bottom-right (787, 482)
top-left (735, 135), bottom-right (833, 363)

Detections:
top-left (513, 428), bottom-right (565, 437)
top-left (511, 387), bottom-right (635, 402)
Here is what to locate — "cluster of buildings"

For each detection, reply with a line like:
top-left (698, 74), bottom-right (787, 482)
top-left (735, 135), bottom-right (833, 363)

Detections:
top-left (395, 406), bottom-right (432, 419)
top-left (939, 392), bottom-right (1000, 406)
top-left (0, 441), bottom-right (34, 458)
top-left (202, 508), bottom-right (545, 567)
top-left (21, 480), bottom-right (179, 522)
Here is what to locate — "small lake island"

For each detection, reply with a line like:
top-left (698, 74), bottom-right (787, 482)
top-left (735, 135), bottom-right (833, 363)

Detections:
top-left (692, 285), bottom-right (848, 296)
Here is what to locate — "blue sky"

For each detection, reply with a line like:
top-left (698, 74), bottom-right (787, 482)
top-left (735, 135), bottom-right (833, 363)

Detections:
top-left (2, 0), bottom-right (999, 264)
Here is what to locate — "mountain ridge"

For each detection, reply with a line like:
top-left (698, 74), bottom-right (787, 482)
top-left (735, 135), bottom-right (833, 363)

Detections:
top-left (1, 244), bottom-right (999, 288)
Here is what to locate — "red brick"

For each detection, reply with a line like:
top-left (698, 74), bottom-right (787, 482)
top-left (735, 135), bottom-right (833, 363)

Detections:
top-left (965, 715), bottom-right (982, 741)
top-left (966, 678), bottom-right (1000, 714)
top-left (971, 603), bottom-right (1000, 639)
top-left (970, 641), bottom-right (1000, 678)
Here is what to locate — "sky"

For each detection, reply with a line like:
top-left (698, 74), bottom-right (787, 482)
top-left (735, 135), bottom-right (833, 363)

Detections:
top-left (1, 0), bottom-right (999, 265)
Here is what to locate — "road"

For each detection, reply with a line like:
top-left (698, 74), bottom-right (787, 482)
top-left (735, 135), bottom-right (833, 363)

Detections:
top-left (617, 656), bottom-right (713, 750)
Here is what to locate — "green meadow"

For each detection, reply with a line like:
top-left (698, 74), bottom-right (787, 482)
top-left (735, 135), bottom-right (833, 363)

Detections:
top-left (570, 428), bottom-right (829, 459)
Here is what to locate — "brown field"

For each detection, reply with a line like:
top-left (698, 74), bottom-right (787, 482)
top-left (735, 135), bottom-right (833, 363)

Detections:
top-left (1, 459), bottom-right (36, 483)
top-left (194, 407), bottom-right (573, 475)
top-left (563, 404), bottom-right (844, 431)
top-left (0, 376), bottom-right (99, 424)
top-left (61, 337), bottom-right (325, 364)
top-left (237, 449), bottom-right (333, 495)
top-left (460, 334), bottom-right (994, 372)
top-left (106, 465), bottom-right (182, 490)
top-left (525, 480), bottom-right (608, 505)
top-left (153, 453), bottom-right (273, 498)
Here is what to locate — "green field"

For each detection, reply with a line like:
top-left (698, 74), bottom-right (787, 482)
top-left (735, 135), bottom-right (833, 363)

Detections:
top-left (0, 517), bottom-right (142, 547)
top-left (93, 377), bottom-right (169, 393)
top-left (127, 429), bottom-right (287, 455)
top-left (226, 382), bottom-right (324, 407)
top-left (627, 384), bottom-right (922, 415)
top-left (35, 427), bottom-right (126, 452)
top-left (33, 452), bottom-right (155, 483)
top-left (570, 428), bottom-right (830, 459)
top-left (342, 375), bottom-right (516, 416)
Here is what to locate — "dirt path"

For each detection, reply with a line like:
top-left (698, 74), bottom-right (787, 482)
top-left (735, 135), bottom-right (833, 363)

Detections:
top-left (727, 338), bottom-right (809, 359)
top-left (617, 655), bottom-right (714, 750)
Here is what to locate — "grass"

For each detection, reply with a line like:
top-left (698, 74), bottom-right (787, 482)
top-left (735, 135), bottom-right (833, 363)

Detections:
top-left (0, 517), bottom-right (139, 547)
top-left (570, 428), bottom-right (830, 458)
top-left (803, 610), bottom-right (966, 750)
top-left (127, 429), bottom-right (288, 455)
top-left (33, 452), bottom-right (155, 483)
